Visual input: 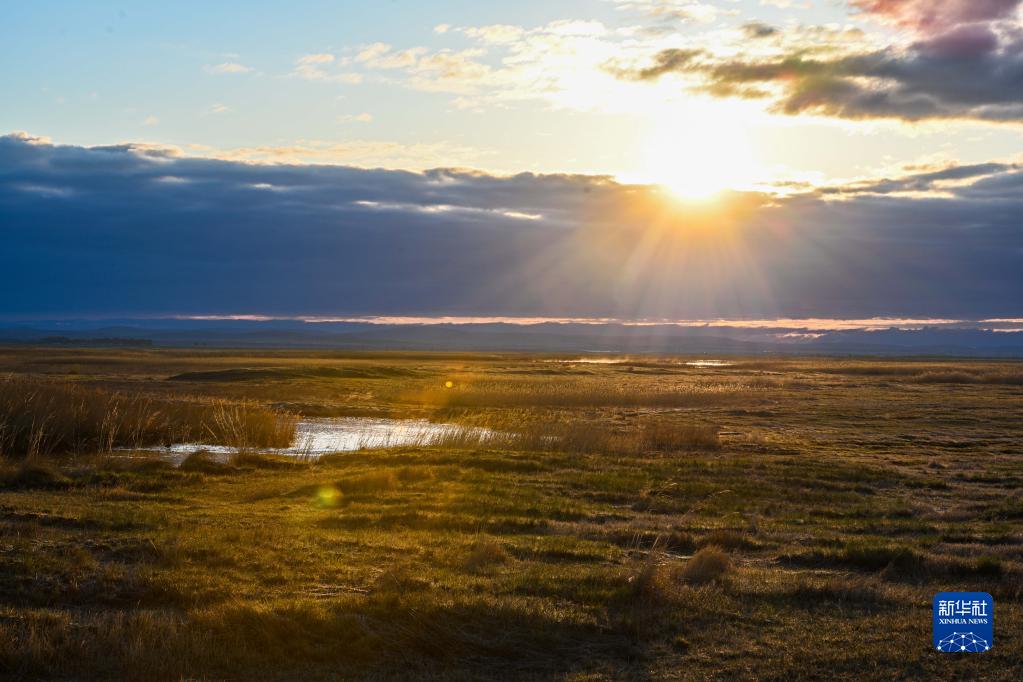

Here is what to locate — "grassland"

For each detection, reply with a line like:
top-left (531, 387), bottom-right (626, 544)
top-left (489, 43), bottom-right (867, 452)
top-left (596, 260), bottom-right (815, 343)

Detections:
top-left (0, 347), bottom-right (1021, 680)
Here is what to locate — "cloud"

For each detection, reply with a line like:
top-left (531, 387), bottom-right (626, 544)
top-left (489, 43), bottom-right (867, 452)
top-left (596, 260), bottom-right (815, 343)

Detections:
top-left (337, 113), bottom-right (373, 123)
top-left (460, 24), bottom-right (526, 44)
top-left (617, 8), bottom-right (1023, 123)
top-left (338, 19), bottom-right (662, 111)
top-left (142, 115), bottom-right (159, 126)
top-left (310, 13), bottom-right (850, 119)
top-left (627, 48), bottom-right (704, 80)
top-left (611, 1), bottom-right (726, 24)
top-left (276, 2), bottom-right (1015, 125)
top-left (205, 138), bottom-right (487, 169)
top-left (814, 161), bottom-right (1021, 196)
top-left (760, 0), bottom-right (813, 8)
top-left (352, 42), bottom-right (484, 75)
top-left (851, 0), bottom-right (1022, 35)
top-left (292, 53), bottom-right (362, 83)
top-left (742, 22), bottom-right (780, 39)
top-left (203, 62), bottom-right (254, 75)
top-left (349, 43), bottom-right (401, 66)
top-left (353, 42), bottom-right (490, 91)
top-left (2, 133), bottom-right (1022, 319)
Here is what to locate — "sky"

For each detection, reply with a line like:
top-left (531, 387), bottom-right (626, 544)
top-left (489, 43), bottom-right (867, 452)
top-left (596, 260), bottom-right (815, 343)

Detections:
top-left (2, 1), bottom-right (1023, 321)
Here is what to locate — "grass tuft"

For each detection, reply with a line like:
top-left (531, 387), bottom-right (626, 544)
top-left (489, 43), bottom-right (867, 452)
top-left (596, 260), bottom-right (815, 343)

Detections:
top-left (462, 537), bottom-right (511, 572)
top-left (633, 545), bottom-right (732, 606)
top-left (0, 456), bottom-right (70, 489)
top-left (178, 451), bottom-right (229, 474)
top-left (679, 546), bottom-right (733, 585)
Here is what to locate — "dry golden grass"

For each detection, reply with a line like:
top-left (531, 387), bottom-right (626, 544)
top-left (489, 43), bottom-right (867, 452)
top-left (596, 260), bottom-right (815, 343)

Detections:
top-left (401, 377), bottom-right (759, 409)
top-left (336, 470), bottom-right (398, 495)
top-left (678, 546), bottom-right (732, 584)
top-left (913, 370), bottom-right (1023, 385)
top-left (462, 537), bottom-right (511, 572)
top-left (638, 420), bottom-right (720, 451)
top-left (423, 416), bottom-right (720, 455)
top-left (0, 375), bottom-right (296, 457)
top-left (0, 456), bottom-right (70, 489)
top-left (633, 545), bottom-right (733, 605)
top-left (0, 349), bottom-right (1021, 679)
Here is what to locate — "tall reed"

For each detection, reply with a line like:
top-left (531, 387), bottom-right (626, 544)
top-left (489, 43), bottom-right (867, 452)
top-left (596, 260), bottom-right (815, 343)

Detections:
top-left (0, 375), bottom-right (296, 458)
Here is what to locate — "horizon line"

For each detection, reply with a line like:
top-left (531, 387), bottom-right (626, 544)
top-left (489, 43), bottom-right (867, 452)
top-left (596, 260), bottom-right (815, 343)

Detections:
top-left (4, 315), bottom-right (1023, 333)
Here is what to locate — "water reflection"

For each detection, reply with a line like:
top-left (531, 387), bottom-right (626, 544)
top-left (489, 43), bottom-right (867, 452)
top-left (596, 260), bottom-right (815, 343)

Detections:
top-left (129, 417), bottom-right (493, 461)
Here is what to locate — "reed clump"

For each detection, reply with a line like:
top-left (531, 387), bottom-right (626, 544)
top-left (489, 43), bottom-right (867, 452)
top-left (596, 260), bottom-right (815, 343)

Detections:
top-left (416, 416), bottom-right (720, 455)
top-left (0, 375), bottom-right (296, 457)
top-left (633, 545), bottom-right (732, 605)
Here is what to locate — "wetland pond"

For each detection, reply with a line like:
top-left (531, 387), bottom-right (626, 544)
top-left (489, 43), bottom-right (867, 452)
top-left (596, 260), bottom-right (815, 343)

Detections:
top-left (128, 417), bottom-right (494, 463)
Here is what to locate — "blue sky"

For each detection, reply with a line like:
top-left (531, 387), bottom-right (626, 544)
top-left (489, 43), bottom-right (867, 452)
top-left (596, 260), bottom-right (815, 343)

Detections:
top-left (3, 1), bottom-right (1023, 320)
top-left (7, 0), bottom-right (1020, 182)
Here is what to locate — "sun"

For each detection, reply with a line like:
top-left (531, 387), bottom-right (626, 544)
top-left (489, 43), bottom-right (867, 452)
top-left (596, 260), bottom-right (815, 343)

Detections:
top-left (637, 101), bottom-right (765, 200)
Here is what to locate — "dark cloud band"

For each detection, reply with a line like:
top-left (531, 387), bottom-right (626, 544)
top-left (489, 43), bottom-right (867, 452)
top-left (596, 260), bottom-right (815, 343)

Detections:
top-left (2, 134), bottom-right (1022, 319)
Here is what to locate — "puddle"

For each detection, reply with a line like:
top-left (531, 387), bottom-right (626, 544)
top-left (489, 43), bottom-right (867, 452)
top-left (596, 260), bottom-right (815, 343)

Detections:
top-left (126, 417), bottom-right (495, 463)
top-left (684, 360), bottom-right (734, 367)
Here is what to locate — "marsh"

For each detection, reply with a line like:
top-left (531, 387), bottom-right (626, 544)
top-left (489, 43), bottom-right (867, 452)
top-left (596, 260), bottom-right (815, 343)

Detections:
top-left (0, 347), bottom-right (1020, 679)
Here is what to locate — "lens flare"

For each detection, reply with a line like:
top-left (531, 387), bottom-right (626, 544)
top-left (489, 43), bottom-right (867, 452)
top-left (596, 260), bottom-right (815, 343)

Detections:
top-left (316, 486), bottom-right (341, 507)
